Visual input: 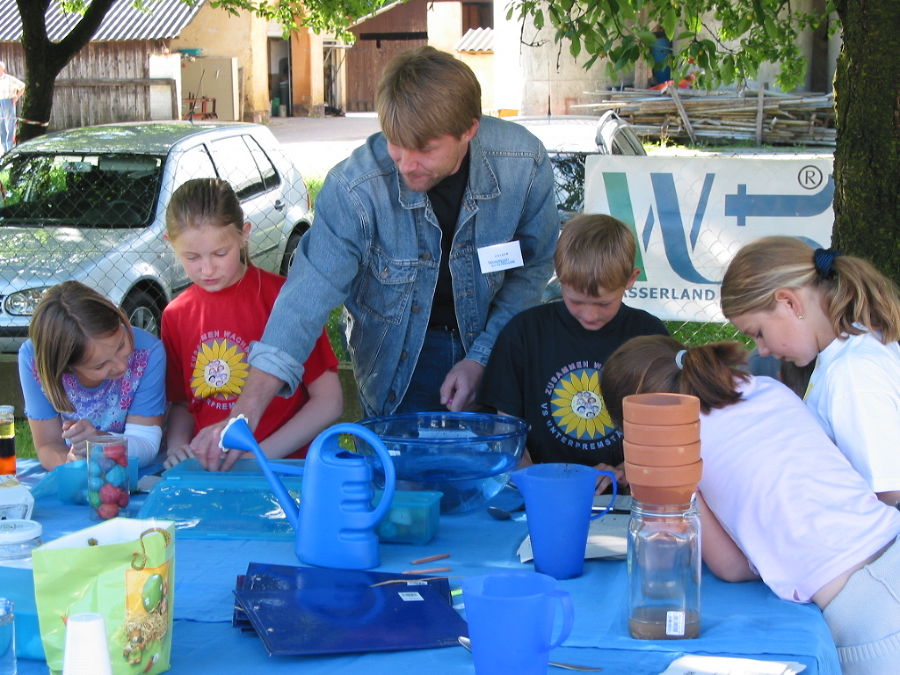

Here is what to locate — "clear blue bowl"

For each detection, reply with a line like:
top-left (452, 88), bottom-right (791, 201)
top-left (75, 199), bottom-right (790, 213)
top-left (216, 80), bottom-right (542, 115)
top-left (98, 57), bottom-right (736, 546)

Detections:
top-left (355, 412), bottom-right (528, 514)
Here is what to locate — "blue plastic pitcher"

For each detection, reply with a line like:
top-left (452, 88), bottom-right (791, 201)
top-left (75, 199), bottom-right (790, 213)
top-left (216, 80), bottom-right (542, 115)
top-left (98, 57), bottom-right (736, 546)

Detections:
top-left (220, 417), bottom-right (396, 569)
top-left (462, 571), bottom-right (574, 675)
top-left (512, 463), bottom-right (617, 579)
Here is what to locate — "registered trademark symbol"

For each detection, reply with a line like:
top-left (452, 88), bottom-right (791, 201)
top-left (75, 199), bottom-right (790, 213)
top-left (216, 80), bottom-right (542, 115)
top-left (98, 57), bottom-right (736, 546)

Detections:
top-left (797, 165), bottom-right (824, 190)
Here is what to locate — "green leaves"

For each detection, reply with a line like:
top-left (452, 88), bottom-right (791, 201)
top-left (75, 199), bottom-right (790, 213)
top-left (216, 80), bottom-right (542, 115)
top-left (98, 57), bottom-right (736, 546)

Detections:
top-left (508, 0), bottom-right (836, 92)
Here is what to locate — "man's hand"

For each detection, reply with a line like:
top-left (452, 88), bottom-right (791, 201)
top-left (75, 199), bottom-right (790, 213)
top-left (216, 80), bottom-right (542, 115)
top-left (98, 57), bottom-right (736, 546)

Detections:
top-left (439, 358), bottom-right (485, 412)
top-left (190, 367), bottom-right (287, 471)
top-left (188, 420), bottom-right (234, 472)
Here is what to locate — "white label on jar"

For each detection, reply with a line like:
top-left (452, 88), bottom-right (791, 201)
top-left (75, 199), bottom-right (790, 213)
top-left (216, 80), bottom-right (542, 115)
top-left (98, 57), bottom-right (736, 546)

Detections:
top-left (666, 610), bottom-right (686, 636)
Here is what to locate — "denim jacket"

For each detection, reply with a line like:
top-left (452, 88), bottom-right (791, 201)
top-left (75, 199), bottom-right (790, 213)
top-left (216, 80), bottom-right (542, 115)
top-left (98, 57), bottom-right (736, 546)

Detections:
top-left (253, 115), bottom-right (558, 416)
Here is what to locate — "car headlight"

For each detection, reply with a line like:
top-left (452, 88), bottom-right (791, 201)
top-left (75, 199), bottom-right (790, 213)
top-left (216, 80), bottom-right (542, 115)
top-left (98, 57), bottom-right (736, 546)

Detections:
top-left (4, 287), bottom-right (52, 316)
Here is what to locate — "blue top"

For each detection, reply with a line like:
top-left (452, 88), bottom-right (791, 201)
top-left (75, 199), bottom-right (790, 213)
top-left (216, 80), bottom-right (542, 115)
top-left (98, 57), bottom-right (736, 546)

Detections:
top-left (18, 327), bottom-right (166, 432)
top-left (253, 115), bottom-right (559, 416)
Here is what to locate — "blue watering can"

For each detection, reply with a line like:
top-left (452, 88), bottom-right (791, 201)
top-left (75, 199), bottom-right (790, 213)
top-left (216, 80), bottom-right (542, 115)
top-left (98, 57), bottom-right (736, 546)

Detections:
top-left (220, 416), bottom-right (397, 570)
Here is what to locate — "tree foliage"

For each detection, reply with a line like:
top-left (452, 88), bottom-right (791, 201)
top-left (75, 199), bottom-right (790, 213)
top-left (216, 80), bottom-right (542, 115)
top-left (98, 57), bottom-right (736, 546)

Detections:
top-left (507, 0), bottom-right (836, 91)
top-left (508, 0), bottom-right (898, 283)
top-left (58, 0), bottom-right (390, 39)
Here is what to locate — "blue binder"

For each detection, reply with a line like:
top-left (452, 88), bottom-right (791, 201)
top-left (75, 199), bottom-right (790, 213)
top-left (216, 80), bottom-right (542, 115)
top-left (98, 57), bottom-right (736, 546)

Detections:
top-left (232, 562), bottom-right (468, 656)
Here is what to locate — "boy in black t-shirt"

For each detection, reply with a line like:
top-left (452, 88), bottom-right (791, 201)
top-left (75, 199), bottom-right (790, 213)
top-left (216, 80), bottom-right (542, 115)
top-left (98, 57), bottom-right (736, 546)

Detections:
top-left (479, 215), bottom-right (668, 490)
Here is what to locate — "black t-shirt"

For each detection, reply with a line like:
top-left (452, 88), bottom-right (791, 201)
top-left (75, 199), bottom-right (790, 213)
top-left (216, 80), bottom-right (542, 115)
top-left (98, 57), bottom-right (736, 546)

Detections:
top-left (426, 152), bottom-right (470, 329)
top-left (479, 301), bottom-right (668, 466)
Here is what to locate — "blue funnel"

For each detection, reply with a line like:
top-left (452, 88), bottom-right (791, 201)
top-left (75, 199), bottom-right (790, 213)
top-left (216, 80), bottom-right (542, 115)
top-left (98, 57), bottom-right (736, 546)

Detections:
top-left (220, 416), bottom-right (301, 529)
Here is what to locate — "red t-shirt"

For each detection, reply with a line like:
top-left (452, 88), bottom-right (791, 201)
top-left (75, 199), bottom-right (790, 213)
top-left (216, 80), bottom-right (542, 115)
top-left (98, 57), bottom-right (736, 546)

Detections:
top-left (161, 265), bottom-right (338, 457)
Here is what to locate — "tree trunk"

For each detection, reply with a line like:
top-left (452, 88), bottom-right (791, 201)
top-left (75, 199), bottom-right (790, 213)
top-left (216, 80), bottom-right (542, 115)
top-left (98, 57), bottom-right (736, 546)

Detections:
top-left (832, 0), bottom-right (900, 285)
top-left (15, 0), bottom-right (116, 143)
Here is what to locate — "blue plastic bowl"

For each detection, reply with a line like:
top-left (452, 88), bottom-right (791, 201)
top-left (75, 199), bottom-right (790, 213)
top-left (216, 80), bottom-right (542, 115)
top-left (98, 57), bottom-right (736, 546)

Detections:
top-left (355, 412), bottom-right (528, 514)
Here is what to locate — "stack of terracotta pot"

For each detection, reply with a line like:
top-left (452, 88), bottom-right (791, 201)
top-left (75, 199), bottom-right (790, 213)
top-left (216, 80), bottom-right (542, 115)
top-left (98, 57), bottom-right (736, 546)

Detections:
top-left (622, 393), bottom-right (702, 504)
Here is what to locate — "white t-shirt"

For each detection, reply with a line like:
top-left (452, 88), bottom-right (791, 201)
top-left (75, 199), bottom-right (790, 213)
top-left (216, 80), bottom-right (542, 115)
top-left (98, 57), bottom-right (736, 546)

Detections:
top-left (804, 331), bottom-right (900, 493)
top-left (698, 376), bottom-right (900, 603)
top-left (0, 73), bottom-right (24, 100)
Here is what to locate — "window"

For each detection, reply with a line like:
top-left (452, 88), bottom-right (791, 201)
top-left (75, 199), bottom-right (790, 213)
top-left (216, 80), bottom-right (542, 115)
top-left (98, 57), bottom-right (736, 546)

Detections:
top-left (209, 136), bottom-right (266, 200)
top-left (244, 135), bottom-right (280, 192)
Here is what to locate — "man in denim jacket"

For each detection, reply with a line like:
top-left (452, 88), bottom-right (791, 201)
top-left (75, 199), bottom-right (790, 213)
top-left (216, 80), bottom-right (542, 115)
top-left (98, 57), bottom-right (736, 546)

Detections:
top-left (192, 47), bottom-right (557, 470)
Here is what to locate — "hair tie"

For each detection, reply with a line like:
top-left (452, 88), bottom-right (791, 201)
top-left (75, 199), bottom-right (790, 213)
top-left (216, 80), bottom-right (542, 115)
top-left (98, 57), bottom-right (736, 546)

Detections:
top-left (674, 349), bottom-right (687, 370)
top-left (813, 248), bottom-right (841, 280)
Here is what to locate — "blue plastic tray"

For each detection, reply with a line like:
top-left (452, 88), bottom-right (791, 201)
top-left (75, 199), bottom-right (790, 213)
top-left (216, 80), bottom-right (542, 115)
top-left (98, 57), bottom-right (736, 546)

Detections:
top-left (138, 458), bottom-right (441, 544)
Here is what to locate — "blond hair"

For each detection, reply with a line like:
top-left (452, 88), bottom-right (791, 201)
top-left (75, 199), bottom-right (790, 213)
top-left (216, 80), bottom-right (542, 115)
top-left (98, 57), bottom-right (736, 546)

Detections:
top-left (375, 46), bottom-right (481, 150)
top-left (721, 236), bottom-right (900, 343)
top-left (165, 178), bottom-right (249, 264)
top-left (601, 335), bottom-right (751, 426)
top-left (554, 214), bottom-right (636, 294)
top-left (28, 281), bottom-right (133, 413)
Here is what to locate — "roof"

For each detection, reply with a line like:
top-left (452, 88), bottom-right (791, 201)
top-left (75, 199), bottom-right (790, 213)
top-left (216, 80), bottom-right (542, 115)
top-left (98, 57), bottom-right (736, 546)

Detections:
top-left (455, 27), bottom-right (493, 54)
top-left (11, 121), bottom-right (253, 154)
top-left (0, 0), bottom-right (204, 42)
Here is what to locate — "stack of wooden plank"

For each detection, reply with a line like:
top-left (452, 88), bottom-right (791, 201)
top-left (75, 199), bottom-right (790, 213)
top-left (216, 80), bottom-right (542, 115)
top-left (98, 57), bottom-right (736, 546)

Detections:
top-left (576, 86), bottom-right (836, 147)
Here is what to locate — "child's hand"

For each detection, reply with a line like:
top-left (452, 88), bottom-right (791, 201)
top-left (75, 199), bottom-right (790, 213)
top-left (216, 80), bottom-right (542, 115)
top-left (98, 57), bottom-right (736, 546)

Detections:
top-left (61, 418), bottom-right (100, 452)
top-left (593, 462), bottom-right (627, 494)
top-left (163, 445), bottom-right (194, 469)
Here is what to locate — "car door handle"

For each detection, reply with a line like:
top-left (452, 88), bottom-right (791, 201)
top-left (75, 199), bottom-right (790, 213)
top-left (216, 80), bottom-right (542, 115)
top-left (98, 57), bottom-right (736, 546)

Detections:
top-left (274, 199), bottom-right (285, 211)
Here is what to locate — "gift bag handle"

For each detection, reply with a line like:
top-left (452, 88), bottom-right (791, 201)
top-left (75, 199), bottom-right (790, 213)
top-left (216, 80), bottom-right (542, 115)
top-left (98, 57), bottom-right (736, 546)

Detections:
top-left (132, 527), bottom-right (172, 570)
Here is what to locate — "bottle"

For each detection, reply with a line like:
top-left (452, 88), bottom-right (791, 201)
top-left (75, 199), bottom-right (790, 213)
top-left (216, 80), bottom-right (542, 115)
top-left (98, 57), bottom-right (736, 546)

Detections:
top-left (627, 498), bottom-right (701, 640)
top-left (0, 406), bottom-right (14, 476)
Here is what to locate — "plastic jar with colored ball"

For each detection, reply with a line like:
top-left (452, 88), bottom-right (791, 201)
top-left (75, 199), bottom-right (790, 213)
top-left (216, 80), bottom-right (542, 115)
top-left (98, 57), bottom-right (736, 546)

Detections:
top-left (85, 435), bottom-right (130, 520)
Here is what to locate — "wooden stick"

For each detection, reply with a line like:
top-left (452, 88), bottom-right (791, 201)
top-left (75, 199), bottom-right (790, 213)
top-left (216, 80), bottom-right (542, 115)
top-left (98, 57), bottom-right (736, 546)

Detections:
top-left (409, 553), bottom-right (451, 565)
top-left (402, 567), bottom-right (452, 575)
top-left (370, 576), bottom-right (453, 587)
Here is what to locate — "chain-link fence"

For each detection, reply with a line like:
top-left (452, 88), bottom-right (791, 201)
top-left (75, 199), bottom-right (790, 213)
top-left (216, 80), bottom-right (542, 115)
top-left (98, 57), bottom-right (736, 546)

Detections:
top-left (0, 122), bottom-right (312, 354)
top-left (547, 150), bottom-right (749, 349)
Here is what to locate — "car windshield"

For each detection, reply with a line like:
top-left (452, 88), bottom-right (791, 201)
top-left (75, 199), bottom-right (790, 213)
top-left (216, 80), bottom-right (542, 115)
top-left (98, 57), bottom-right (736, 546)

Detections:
top-left (0, 153), bottom-right (163, 228)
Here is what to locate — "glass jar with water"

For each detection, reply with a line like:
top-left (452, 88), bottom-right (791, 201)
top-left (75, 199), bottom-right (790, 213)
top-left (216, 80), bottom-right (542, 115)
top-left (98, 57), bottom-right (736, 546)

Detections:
top-left (627, 498), bottom-right (701, 639)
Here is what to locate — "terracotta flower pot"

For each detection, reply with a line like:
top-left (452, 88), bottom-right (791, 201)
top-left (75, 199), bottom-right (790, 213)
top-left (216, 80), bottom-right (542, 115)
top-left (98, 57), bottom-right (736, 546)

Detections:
top-left (624, 460), bottom-right (703, 486)
top-left (623, 439), bottom-right (701, 467)
top-left (623, 393), bottom-right (700, 426)
top-left (622, 420), bottom-right (700, 446)
top-left (624, 459), bottom-right (703, 505)
top-left (629, 483), bottom-right (698, 505)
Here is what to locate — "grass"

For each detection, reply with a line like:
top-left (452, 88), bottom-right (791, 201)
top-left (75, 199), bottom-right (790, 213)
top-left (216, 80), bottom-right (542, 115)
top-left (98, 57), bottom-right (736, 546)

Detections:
top-left (15, 418), bottom-right (36, 460)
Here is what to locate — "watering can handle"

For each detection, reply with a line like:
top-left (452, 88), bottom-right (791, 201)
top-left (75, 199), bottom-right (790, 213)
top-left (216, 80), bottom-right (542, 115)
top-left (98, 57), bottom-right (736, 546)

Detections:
top-left (590, 470), bottom-right (618, 520)
top-left (322, 422), bottom-right (397, 525)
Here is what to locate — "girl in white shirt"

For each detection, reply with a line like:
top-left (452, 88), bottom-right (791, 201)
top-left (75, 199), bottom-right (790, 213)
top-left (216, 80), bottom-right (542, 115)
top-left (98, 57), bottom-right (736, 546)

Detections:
top-left (721, 236), bottom-right (900, 506)
top-left (602, 336), bottom-right (900, 675)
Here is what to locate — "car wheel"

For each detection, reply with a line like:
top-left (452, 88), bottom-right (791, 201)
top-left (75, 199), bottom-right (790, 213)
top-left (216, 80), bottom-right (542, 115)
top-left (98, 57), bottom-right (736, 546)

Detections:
top-left (279, 227), bottom-right (307, 276)
top-left (122, 289), bottom-right (163, 337)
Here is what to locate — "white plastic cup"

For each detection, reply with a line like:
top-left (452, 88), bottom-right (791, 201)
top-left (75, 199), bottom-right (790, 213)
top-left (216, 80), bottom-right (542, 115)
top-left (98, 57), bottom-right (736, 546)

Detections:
top-left (0, 598), bottom-right (14, 675)
top-left (62, 613), bottom-right (112, 675)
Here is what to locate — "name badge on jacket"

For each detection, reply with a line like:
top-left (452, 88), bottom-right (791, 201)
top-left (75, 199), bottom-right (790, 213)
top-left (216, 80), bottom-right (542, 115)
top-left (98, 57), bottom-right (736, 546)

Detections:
top-left (477, 241), bottom-right (524, 273)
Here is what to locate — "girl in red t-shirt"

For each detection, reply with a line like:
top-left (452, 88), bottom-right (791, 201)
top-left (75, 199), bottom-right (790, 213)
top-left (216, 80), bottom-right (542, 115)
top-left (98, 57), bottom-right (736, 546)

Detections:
top-left (161, 178), bottom-right (341, 467)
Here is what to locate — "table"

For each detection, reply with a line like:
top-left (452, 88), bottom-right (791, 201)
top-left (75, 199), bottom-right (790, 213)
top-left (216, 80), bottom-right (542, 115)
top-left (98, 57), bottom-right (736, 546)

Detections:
top-left (11, 460), bottom-right (840, 674)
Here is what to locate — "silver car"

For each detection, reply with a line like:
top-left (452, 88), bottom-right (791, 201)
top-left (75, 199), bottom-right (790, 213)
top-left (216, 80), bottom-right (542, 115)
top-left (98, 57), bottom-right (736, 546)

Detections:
top-left (0, 121), bottom-right (312, 352)
top-left (510, 111), bottom-right (646, 225)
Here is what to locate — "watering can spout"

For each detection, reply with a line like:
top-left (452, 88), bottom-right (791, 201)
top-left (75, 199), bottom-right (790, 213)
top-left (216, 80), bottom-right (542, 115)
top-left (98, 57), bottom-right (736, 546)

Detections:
top-left (220, 416), bottom-right (300, 529)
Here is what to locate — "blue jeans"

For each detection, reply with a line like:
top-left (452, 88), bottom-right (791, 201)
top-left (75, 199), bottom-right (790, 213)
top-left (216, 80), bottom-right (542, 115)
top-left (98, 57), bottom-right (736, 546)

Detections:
top-left (395, 327), bottom-right (466, 413)
top-left (0, 98), bottom-right (15, 153)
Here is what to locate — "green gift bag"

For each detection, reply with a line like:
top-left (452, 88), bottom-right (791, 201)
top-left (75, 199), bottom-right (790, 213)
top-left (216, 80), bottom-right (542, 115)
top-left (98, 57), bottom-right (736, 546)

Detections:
top-left (32, 518), bottom-right (175, 674)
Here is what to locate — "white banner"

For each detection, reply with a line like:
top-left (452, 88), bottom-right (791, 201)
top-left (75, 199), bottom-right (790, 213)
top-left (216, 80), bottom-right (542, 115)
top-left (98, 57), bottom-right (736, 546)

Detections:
top-left (584, 155), bottom-right (834, 322)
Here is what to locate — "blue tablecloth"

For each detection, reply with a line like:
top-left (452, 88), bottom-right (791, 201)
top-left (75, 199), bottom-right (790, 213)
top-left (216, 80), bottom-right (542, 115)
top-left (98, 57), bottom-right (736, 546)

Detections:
top-left (10, 460), bottom-right (840, 674)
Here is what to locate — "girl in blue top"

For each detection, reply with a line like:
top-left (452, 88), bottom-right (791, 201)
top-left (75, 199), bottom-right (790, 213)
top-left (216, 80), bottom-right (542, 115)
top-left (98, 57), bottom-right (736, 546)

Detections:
top-left (18, 281), bottom-right (166, 469)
